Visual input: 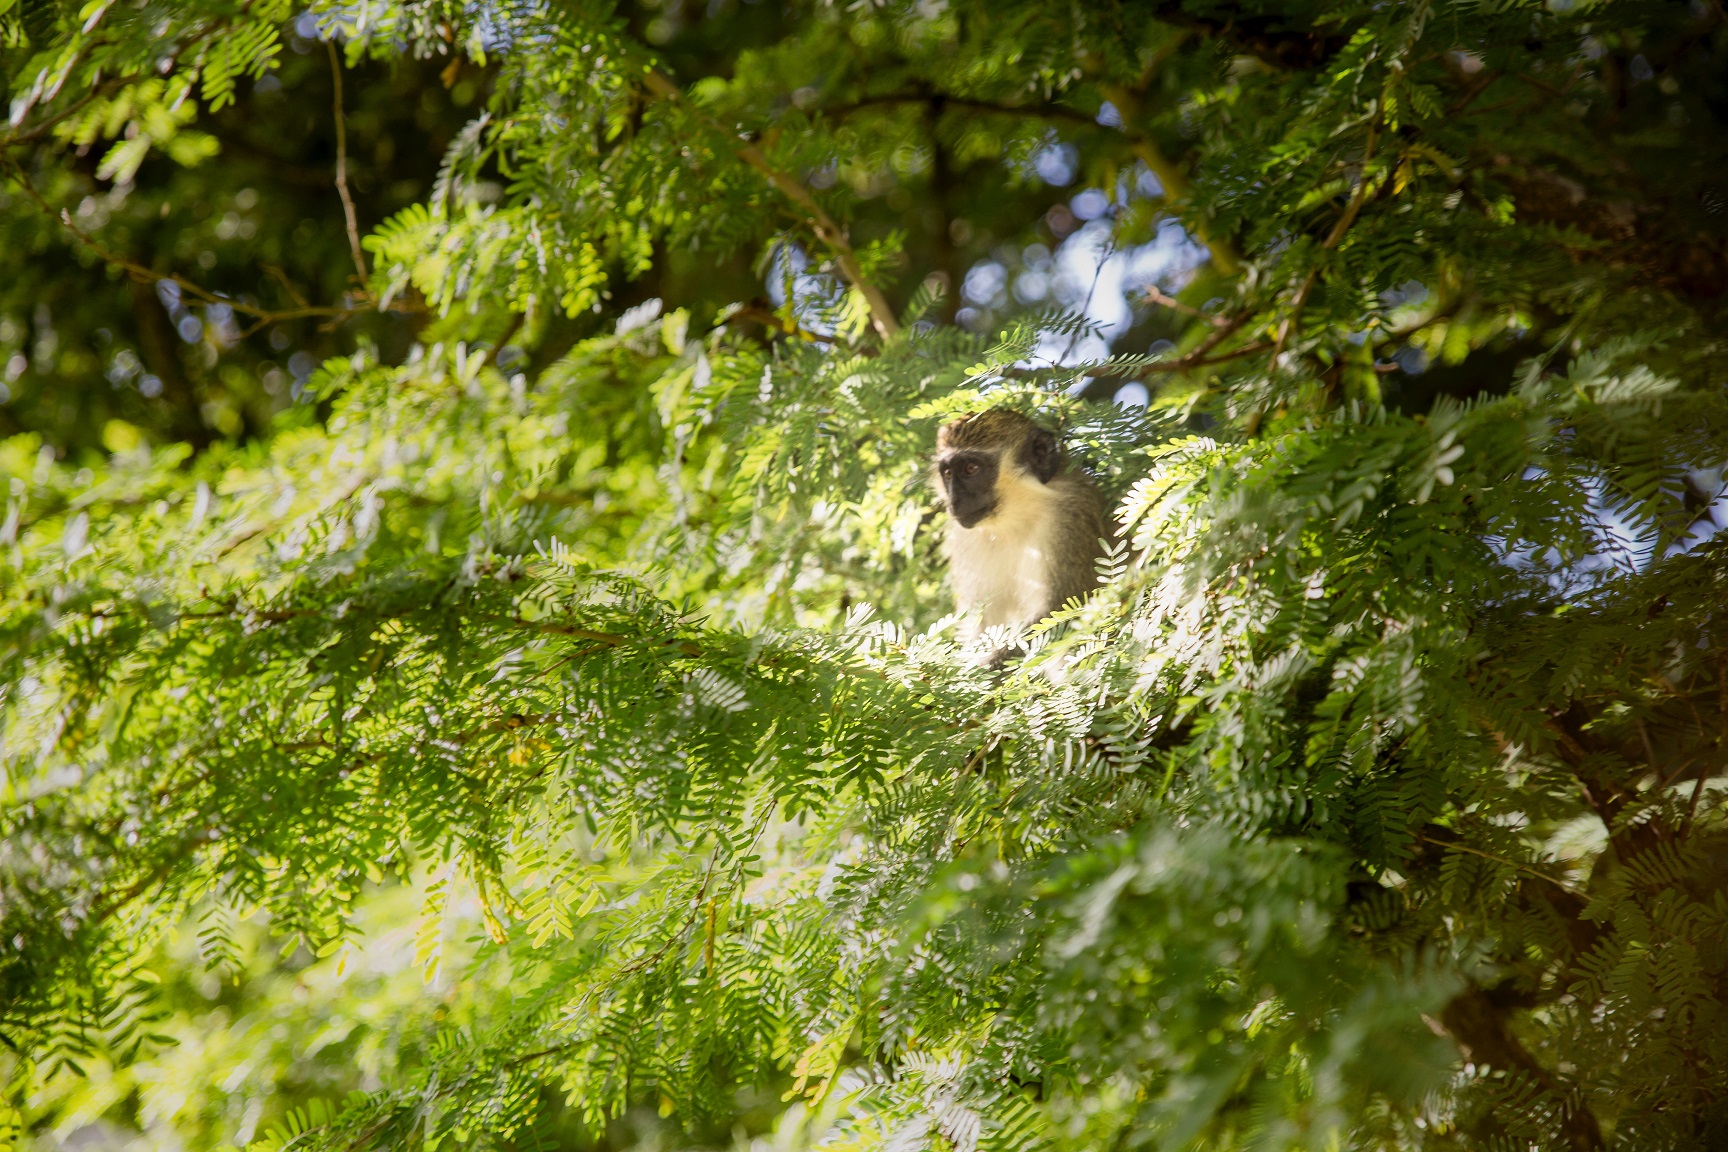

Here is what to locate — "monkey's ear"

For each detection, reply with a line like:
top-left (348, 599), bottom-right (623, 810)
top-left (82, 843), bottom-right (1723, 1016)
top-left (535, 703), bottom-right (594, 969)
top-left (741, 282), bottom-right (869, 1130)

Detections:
top-left (1024, 428), bottom-right (1062, 483)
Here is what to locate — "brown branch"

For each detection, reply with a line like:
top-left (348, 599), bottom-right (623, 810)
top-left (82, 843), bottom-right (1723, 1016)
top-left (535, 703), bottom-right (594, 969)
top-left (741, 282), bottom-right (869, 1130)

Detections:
top-left (1, 19), bottom-right (236, 152)
top-left (373, 798), bottom-right (788, 1147)
top-left (128, 278), bottom-right (212, 449)
top-left (333, 838), bottom-right (750, 1152)
top-left (723, 302), bottom-right (835, 344)
top-left (0, 78), bottom-right (126, 149)
top-left (1181, 309), bottom-right (1254, 358)
top-left (1657, 756), bottom-right (1699, 791)
top-left (1066, 309), bottom-right (1258, 379)
top-left (1439, 985), bottom-right (1605, 1151)
top-left (1319, 125), bottom-right (1382, 251)
top-left (506, 616), bottom-right (704, 659)
top-left (1099, 308), bottom-right (1261, 380)
top-left (1270, 267), bottom-right (1320, 364)
top-left (1512, 69), bottom-right (1580, 100)
top-left (1542, 707), bottom-right (1682, 863)
top-left (1682, 766), bottom-right (1711, 836)
top-left (327, 40), bottom-right (369, 285)
top-left (469, 312), bottom-right (526, 374)
top-left (1005, 330), bottom-right (1268, 383)
top-left (89, 830), bottom-right (216, 924)
top-left (825, 80), bottom-right (1243, 278)
top-left (1271, 101), bottom-right (1384, 361)
top-left (3, 154), bottom-right (362, 331)
top-left (1157, 339), bottom-right (1272, 373)
top-left (1446, 69), bottom-right (1502, 116)
top-left (1144, 286), bottom-right (1231, 327)
top-left (261, 263), bottom-right (311, 308)
top-left (1542, 715), bottom-right (1629, 830)
top-left (639, 68), bottom-right (899, 341)
top-left (825, 91), bottom-right (1098, 129)
top-left (1098, 82), bottom-right (1240, 275)
top-left (1414, 832), bottom-right (1584, 897)
top-left (926, 102), bottom-right (960, 325)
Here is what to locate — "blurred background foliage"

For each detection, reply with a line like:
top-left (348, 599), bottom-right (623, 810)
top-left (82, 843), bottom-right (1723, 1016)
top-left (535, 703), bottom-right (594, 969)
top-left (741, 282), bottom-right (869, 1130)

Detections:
top-left (2, 0), bottom-right (1727, 1151)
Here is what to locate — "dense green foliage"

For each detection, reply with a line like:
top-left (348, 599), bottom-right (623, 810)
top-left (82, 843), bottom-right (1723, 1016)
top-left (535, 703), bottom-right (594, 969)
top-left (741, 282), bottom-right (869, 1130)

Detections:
top-left (3, 0), bottom-right (1727, 1150)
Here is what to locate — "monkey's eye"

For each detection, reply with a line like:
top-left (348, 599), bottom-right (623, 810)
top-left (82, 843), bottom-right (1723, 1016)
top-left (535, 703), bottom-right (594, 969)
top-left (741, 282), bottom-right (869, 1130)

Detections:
top-left (962, 461), bottom-right (980, 476)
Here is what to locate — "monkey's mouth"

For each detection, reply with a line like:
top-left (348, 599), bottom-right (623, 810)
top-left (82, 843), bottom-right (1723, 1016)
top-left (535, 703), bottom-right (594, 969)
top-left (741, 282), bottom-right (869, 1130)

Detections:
top-left (951, 501), bottom-right (997, 530)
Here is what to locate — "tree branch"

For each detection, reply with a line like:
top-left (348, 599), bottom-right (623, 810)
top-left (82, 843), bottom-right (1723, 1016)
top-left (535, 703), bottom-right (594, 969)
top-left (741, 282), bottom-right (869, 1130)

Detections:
top-left (824, 91), bottom-right (1098, 129)
top-left (823, 82), bottom-right (1245, 277)
top-left (1439, 985), bottom-right (1605, 1151)
top-left (1005, 324), bottom-right (1268, 382)
top-left (1413, 831), bottom-right (1584, 896)
top-left (128, 277), bottom-right (212, 450)
top-left (3, 154), bottom-right (358, 326)
top-left (506, 615), bottom-right (704, 658)
top-left (1144, 286), bottom-right (1231, 326)
top-left (0, 77), bottom-right (126, 150)
top-left (327, 40), bottom-right (369, 285)
top-left (1271, 101), bottom-right (1383, 360)
top-left (639, 68), bottom-right (900, 341)
top-left (1097, 82), bottom-right (1241, 275)
top-left (722, 301), bottom-right (835, 344)
top-left (1683, 654), bottom-right (1728, 836)
top-left (469, 312), bottom-right (526, 373)
top-left (1, 155), bottom-right (411, 338)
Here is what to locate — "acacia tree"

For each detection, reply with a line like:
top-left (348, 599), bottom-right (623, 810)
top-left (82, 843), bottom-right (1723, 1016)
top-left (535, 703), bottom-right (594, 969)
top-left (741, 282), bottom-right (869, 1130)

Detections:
top-left (3, 1), bottom-right (1727, 1150)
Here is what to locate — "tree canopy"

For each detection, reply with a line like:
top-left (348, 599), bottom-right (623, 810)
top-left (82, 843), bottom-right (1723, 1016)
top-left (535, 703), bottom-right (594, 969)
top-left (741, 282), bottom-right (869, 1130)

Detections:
top-left (2, 1), bottom-right (1727, 1150)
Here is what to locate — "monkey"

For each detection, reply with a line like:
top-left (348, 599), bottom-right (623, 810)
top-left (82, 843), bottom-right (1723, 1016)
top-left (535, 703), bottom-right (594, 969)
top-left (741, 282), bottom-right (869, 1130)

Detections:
top-left (931, 409), bottom-right (1109, 655)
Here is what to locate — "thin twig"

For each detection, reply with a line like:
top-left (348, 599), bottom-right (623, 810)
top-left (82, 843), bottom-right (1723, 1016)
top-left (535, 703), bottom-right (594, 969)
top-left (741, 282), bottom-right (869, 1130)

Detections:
top-left (834, 76), bottom-right (1239, 277)
top-left (1656, 757), bottom-right (1698, 791)
top-left (1271, 101), bottom-right (1384, 361)
top-left (0, 78), bottom-right (125, 149)
top-left (640, 68), bottom-right (899, 341)
top-left (1148, 339), bottom-right (1270, 374)
top-left (1682, 768), bottom-right (1711, 836)
top-left (1057, 236), bottom-right (1116, 365)
top-left (1144, 286), bottom-right (1230, 327)
top-left (3, 154), bottom-right (362, 331)
top-left (486, 802), bottom-right (778, 1077)
top-left (1098, 81), bottom-right (1240, 275)
top-left (1415, 832), bottom-right (1585, 897)
top-left (469, 313), bottom-right (525, 374)
top-left (1184, 309), bottom-right (1252, 357)
top-left (1512, 69), bottom-right (1579, 100)
top-left (1446, 69), bottom-right (1501, 116)
top-left (506, 616), bottom-right (705, 658)
top-left (327, 40), bottom-right (369, 285)
top-left (262, 263), bottom-right (311, 307)
top-left (824, 91), bottom-right (1098, 128)
top-left (1005, 332), bottom-right (1268, 382)
top-left (89, 831), bottom-right (216, 924)
top-left (723, 302), bottom-right (835, 343)
top-left (1270, 267), bottom-right (1320, 363)
top-left (1319, 118), bottom-right (1384, 251)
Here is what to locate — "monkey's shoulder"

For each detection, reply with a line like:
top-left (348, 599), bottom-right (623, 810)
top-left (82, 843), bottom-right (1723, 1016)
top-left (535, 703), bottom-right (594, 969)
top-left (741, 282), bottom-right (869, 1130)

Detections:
top-left (1043, 471), bottom-right (1107, 525)
top-left (1044, 469), bottom-right (1101, 499)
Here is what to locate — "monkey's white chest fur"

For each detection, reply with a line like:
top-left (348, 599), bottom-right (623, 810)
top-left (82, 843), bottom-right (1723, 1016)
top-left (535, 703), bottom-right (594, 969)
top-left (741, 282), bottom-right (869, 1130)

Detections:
top-left (945, 469), bottom-right (1063, 638)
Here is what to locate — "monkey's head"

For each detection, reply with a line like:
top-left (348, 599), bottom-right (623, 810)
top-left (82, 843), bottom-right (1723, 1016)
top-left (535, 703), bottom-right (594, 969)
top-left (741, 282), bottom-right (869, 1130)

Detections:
top-left (933, 409), bottom-right (1063, 529)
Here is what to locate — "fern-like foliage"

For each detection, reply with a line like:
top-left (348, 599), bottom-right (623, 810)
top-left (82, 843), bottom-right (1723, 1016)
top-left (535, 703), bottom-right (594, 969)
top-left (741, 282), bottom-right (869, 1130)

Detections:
top-left (3, 1), bottom-right (1727, 1151)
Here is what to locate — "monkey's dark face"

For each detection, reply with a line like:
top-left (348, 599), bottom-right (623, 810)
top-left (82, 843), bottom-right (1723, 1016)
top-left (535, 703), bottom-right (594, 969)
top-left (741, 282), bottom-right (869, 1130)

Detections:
top-left (936, 450), bottom-right (1001, 528)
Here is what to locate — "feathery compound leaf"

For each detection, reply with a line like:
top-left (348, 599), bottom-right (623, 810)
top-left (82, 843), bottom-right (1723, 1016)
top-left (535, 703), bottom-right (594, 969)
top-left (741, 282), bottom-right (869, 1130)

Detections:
top-left (3, 1), bottom-right (1727, 1150)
